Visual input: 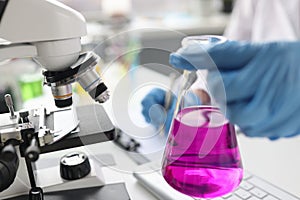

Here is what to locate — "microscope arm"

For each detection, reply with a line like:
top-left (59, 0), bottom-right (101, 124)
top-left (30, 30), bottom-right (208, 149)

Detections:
top-left (0, 38), bottom-right (82, 72)
top-left (0, 0), bottom-right (86, 71)
top-left (0, 0), bottom-right (86, 44)
top-left (0, 44), bottom-right (37, 61)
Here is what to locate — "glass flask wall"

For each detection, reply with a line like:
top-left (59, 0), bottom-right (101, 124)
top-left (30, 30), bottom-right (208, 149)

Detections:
top-left (162, 106), bottom-right (243, 199)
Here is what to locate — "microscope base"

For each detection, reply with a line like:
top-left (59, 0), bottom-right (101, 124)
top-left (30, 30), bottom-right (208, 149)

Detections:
top-left (5, 183), bottom-right (131, 200)
top-left (36, 159), bottom-right (104, 193)
top-left (1, 158), bottom-right (105, 199)
top-left (0, 104), bottom-right (116, 199)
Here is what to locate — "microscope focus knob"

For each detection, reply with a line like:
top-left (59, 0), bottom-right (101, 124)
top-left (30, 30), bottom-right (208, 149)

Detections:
top-left (29, 187), bottom-right (44, 200)
top-left (25, 139), bottom-right (40, 162)
top-left (0, 144), bottom-right (19, 192)
top-left (2, 144), bottom-right (16, 161)
top-left (60, 152), bottom-right (91, 180)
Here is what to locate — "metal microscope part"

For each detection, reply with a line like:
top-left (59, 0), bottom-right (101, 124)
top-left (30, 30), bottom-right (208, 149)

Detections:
top-left (0, 94), bottom-right (21, 144)
top-left (35, 107), bottom-right (54, 147)
top-left (77, 67), bottom-right (110, 103)
top-left (43, 51), bottom-right (109, 107)
top-left (50, 84), bottom-right (73, 108)
top-left (0, 143), bottom-right (19, 193)
top-left (25, 138), bottom-right (40, 162)
top-left (4, 94), bottom-right (16, 119)
top-left (0, 113), bottom-right (21, 144)
top-left (75, 52), bottom-right (110, 103)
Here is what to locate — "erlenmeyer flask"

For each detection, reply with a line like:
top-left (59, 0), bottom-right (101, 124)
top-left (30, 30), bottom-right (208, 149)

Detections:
top-left (161, 36), bottom-right (243, 199)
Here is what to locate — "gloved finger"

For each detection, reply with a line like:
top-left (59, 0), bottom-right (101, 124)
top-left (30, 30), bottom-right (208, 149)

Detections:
top-left (207, 42), bottom-right (278, 104)
top-left (141, 101), bottom-right (167, 125)
top-left (141, 88), bottom-right (166, 113)
top-left (170, 41), bottom-right (261, 71)
top-left (141, 88), bottom-right (167, 125)
top-left (169, 43), bottom-right (216, 71)
top-left (148, 104), bottom-right (167, 128)
top-left (141, 98), bottom-right (158, 123)
top-left (207, 41), bottom-right (261, 70)
top-left (226, 96), bottom-right (300, 140)
top-left (221, 58), bottom-right (299, 139)
top-left (206, 56), bottom-right (275, 135)
top-left (144, 88), bottom-right (166, 105)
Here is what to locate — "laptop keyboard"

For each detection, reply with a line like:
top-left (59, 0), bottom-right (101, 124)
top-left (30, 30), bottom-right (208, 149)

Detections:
top-left (133, 162), bottom-right (300, 200)
top-left (212, 171), bottom-right (298, 200)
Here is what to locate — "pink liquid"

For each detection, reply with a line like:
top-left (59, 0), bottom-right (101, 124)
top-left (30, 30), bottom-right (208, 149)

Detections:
top-left (162, 106), bottom-right (243, 199)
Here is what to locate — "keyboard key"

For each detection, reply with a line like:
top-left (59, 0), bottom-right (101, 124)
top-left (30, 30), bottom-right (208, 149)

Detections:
top-left (226, 195), bottom-right (243, 200)
top-left (243, 171), bottom-right (252, 180)
top-left (250, 188), bottom-right (267, 198)
top-left (222, 193), bottom-right (233, 198)
top-left (235, 188), bottom-right (252, 199)
top-left (248, 176), bottom-right (300, 200)
top-left (263, 196), bottom-right (279, 200)
top-left (240, 181), bottom-right (254, 191)
top-left (247, 197), bottom-right (260, 200)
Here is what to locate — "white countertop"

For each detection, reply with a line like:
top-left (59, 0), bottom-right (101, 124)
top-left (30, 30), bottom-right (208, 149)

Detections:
top-left (238, 134), bottom-right (300, 197)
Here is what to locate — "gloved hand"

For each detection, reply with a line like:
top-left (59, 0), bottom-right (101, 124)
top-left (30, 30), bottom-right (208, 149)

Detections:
top-left (170, 40), bottom-right (300, 139)
top-left (141, 88), bottom-right (201, 135)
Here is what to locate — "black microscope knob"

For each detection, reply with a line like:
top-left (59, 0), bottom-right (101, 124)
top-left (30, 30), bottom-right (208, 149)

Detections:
top-left (29, 187), bottom-right (44, 200)
top-left (2, 144), bottom-right (16, 161)
top-left (0, 145), bottom-right (19, 192)
top-left (60, 152), bottom-right (91, 180)
top-left (0, 163), bottom-right (11, 192)
top-left (25, 139), bottom-right (40, 162)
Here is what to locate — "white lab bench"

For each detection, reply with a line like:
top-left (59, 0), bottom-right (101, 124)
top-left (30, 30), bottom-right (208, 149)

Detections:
top-left (38, 134), bottom-right (300, 200)
top-left (89, 117), bottom-right (300, 200)
top-left (103, 133), bottom-right (300, 199)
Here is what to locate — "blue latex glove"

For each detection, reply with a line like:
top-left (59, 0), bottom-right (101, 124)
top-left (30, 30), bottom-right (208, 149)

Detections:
top-left (170, 40), bottom-right (300, 139)
top-left (141, 88), bottom-right (201, 135)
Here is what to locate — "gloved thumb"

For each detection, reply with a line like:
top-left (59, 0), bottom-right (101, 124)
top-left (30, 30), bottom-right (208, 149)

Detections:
top-left (170, 40), bottom-right (261, 71)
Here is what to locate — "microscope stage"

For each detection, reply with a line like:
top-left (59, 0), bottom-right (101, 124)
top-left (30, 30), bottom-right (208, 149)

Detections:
top-left (40, 104), bottom-right (115, 154)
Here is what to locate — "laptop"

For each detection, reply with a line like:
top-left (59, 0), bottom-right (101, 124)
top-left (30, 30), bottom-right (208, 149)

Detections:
top-left (133, 161), bottom-right (300, 200)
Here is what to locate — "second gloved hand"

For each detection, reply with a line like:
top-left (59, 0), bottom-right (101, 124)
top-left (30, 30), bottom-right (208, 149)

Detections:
top-left (170, 40), bottom-right (300, 139)
top-left (141, 88), bottom-right (201, 135)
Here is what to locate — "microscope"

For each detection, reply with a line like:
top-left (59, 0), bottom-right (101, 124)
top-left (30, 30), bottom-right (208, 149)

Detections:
top-left (0, 0), bottom-right (116, 199)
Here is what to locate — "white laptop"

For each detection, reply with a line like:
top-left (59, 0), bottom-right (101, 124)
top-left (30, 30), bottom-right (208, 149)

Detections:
top-left (133, 161), bottom-right (300, 200)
